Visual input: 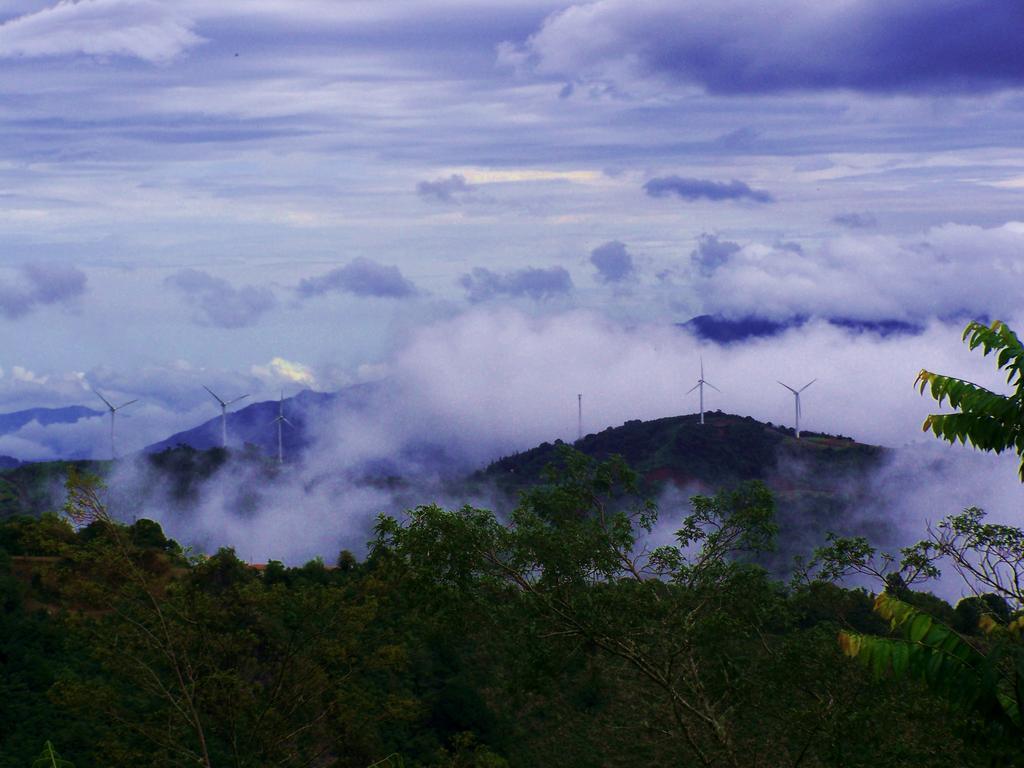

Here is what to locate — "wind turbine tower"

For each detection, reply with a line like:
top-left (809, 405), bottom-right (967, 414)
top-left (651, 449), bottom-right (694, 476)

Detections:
top-left (686, 357), bottom-right (720, 425)
top-left (94, 390), bottom-right (138, 460)
top-left (778, 379), bottom-right (816, 439)
top-left (272, 391), bottom-right (293, 464)
top-left (203, 385), bottom-right (249, 448)
top-left (577, 393), bottom-right (582, 441)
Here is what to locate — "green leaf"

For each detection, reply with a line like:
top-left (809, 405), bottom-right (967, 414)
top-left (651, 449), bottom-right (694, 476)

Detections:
top-left (908, 613), bottom-right (932, 643)
top-left (31, 741), bottom-right (74, 768)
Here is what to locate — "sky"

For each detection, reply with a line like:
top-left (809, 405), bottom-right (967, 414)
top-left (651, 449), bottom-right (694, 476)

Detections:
top-left (2, 0), bottom-right (1024, 468)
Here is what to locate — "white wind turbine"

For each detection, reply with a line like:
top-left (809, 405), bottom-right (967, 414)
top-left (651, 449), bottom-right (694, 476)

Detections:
top-left (271, 391), bottom-right (293, 464)
top-left (686, 357), bottom-right (720, 425)
top-left (94, 390), bottom-right (138, 460)
top-left (778, 379), bottom-right (816, 439)
top-left (203, 385), bottom-right (249, 448)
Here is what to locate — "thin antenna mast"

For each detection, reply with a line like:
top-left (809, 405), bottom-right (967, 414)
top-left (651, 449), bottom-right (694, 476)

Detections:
top-left (577, 393), bottom-right (582, 441)
top-left (685, 356), bottom-right (721, 425)
top-left (203, 385), bottom-right (249, 448)
top-left (778, 379), bottom-right (816, 438)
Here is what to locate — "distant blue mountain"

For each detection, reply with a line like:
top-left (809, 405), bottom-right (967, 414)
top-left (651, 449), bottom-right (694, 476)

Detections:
top-left (682, 315), bottom-right (794, 342)
top-left (681, 314), bottom-right (923, 343)
top-left (0, 405), bottom-right (104, 435)
top-left (142, 385), bottom-right (378, 457)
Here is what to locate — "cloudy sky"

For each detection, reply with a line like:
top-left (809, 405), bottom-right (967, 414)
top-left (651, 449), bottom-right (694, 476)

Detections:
top-left (2, 0), bottom-right (1024, 460)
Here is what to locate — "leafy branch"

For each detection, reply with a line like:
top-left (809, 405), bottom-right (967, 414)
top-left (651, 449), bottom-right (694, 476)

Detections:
top-left (916, 319), bottom-right (1024, 479)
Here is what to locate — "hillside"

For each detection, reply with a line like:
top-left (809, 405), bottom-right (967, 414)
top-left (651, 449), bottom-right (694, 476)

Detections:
top-left (1, 409), bottom-right (894, 569)
top-left (481, 411), bottom-right (880, 491)
top-left (477, 411), bottom-right (889, 567)
top-left (0, 459), bottom-right (101, 519)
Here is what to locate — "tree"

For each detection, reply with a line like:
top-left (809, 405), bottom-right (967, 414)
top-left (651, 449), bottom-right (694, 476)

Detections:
top-left (375, 447), bottom-right (958, 767)
top-left (829, 319), bottom-right (1024, 761)
top-left (58, 469), bottom-right (365, 768)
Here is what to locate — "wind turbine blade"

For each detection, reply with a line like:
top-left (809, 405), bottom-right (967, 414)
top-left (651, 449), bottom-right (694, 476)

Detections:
top-left (118, 399), bottom-right (139, 409)
top-left (282, 418), bottom-right (294, 427)
top-left (202, 385), bottom-right (226, 406)
top-left (94, 390), bottom-right (114, 410)
top-left (799, 379), bottom-right (817, 392)
top-left (226, 394), bottom-right (249, 406)
top-left (700, 356), bottom-right (704, 379)
top-left (778, 381), bottom-right (798, 394)
top-left (705, 381), bottom-right (721, 393)
top-left (686, 382), bottom-right (701, 394)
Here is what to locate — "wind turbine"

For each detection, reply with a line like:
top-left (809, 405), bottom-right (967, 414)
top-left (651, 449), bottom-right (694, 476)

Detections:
top-left (203, 385), bottom-right (249, 448)
top-left (94, 390), bottom-right (138, 460)
top-left (271, 391), bottom-right (293, 464)
top-left (686, 357), bottom-right (720, 425)
top-left (778, 379), bottom-right (816, 439)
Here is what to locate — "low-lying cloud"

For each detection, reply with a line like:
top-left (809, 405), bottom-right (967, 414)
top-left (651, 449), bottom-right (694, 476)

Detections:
top-left (11, 306), bottom-right (1024, 570)
top-left (693, 221), bottom-right (1024, 324)
top-left (118, 308), bottom-right (1024, 564)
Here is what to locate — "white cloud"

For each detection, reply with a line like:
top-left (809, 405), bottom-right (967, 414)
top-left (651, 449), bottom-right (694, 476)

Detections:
top-left (380, 308), bottom-right (1014, 454)
top-left (0, 0), bottom-right (203, 63)
top-left (695, 221), bottom-right (1024, 322)
top-left (91, 306), bottom-right (1024, 566)
top-left (251, 357), bottom-right (318, 389)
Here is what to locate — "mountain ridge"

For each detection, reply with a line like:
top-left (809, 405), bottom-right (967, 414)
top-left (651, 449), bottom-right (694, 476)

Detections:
top-left (0, 405), bottom-right (104, 436)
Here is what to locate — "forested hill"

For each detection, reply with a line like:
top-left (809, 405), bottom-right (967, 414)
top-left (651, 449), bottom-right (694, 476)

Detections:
top-left (480, 411), bottom-right (883, 494)
top-left (478, 412), bottom-right (889, 565)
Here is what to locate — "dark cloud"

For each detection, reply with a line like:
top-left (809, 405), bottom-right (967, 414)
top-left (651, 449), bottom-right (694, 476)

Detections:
top-left (165, 269), bottom-right (275, 329)
top-left (460, 266), bottom-right (573, 302)
top-left (298, 258), bottom-right (417, 299)
top-left (589, 240), bottom-right (635, 283)
top-left (832, 212), bottom-right (878, 229)
top-left (0, 263), bottom-right (87, 319)
top-left (690, 234), bottom-right (741, 276)
top-left (515, 0), bottom-right (1024, 95)
top-left (644, 176), bottom-right (773, 204)
top-left (416, 173), bottom-right (475, 203)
